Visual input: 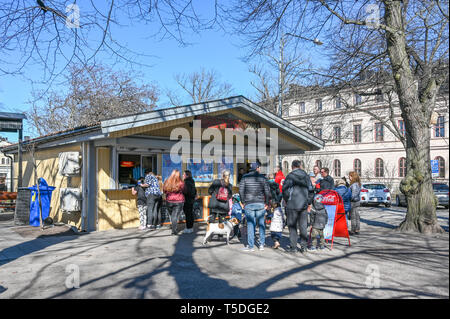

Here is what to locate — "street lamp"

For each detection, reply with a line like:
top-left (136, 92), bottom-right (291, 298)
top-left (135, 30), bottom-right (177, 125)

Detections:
top-left (277, 33), bottom-right (323, 117)
top-left (277, 33), bottom-right (323, 170)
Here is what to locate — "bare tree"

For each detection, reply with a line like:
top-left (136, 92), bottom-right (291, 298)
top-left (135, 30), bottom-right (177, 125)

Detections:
top-left (229, 0), bottom-right (448, 234)
top-left (28, 63), bottom-right (159, 135)
top-left (167, 68), bottom-right (233, 105)
top-left (0, 1), bottom-right (225, 84)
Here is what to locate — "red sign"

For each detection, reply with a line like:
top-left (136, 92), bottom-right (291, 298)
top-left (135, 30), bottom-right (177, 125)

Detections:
top-left (195, 115), bottom-right (260, 130)
top-left (120, 161), bottom-right (135, 168)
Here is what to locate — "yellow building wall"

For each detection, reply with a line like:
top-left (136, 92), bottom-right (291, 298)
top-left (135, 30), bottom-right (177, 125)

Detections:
top-left (13, 144), bottom-right (82, 229)
top-left (97, 147), bottom-right (140, 231)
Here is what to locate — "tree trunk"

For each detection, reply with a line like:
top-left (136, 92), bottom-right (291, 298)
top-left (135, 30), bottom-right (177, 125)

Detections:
top-left (384, 1), bottom-right (443, 234)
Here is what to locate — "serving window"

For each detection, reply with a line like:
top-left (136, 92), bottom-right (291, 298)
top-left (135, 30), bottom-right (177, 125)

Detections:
top-left (117, 154), bottom-right (157, 189)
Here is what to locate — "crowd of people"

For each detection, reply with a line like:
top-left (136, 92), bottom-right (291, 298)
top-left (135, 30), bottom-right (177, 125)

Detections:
top-left (132, 161), bottom-right (362, 254)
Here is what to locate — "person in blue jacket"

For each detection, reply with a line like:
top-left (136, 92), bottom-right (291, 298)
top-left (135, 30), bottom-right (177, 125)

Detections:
top-left (334, 178), bottom-right (352, 215)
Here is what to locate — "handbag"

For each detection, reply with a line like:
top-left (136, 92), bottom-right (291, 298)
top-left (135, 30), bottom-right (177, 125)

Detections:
top-left (216, 181), bottom-right (229, 202)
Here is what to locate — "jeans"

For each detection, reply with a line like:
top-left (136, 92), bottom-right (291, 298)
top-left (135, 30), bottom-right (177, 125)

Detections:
top-left (147, 194), bottom-right (162, 227)
top-left (244, 203), bottom-right (266, 249)
top-left (166, 202), bottom-right (184, 234)
top-left (184, 202), bottom-right (194, 229)
top-left (350, 204), bottom-right (360, 232)
top-left (286, 209), bottom-right (308, 249)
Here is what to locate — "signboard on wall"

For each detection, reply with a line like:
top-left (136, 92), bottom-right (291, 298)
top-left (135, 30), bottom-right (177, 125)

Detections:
top-left (431, 160), bottom-right (439, 178)
top-left (187, 158), bottom-right (214, 182)
top-left (162, 154), bottom-right (182, 181)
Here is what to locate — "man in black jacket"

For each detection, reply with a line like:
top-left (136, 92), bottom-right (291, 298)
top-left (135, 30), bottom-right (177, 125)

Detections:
top-left (239, 162), bottom-right (271, 251)
top-left (183, 170), bottom-right (197, 234)
top-left (282, 160), bottom-right (314, 253)
top-left (317, 167), bottom-right (335, 192)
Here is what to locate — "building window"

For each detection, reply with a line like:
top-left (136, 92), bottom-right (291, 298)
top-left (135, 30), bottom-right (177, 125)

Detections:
top-left (316, 99), bottom-right (323, 111)
top-left (315, 160), bottom-right (322, 169)
top-left (375, 123), bottom-right (384, 142)
top-left (1, 158), bottom-right (4, 165)
top-left (282, 105), bottom-right (289, 117)
top-left (335, 97), bottom-right (341, 109)
top-left (375, 158), bottom-right (384, 178)
top-left (315, 128), bottom-right (323, 139)
top-left (435, 156), bottom-right (445, 178)
top-left (355, 93), bottom-right (362, 105)
top-left (334, 126), bottom-right (341, 144)
top-left (353, 159), bottom-right (362, 176)
top-left (435, 116), bottom-right (445, 137)
top-left (299, 102), bottom-right (306, 114)
top-left (333, 159), bottom-right (341, 177)
top-left (376, 89), bottom-right (384, 103)
top-left (399, 157), bottom-right (407, 178)
top-left (353, 124), bottom-right (362, 143)
top-left (398, 120), bottom-right (406, 138)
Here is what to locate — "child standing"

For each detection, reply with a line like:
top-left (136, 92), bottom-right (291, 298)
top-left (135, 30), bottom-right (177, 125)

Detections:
top-left (230, 194), bottom-right (244, 240)
top-left (132, 177), bottom-right (148, 230)
top-left (308, 196), bottom-right (328, 251)
top-left (269, 203), bottom-right (284, 249)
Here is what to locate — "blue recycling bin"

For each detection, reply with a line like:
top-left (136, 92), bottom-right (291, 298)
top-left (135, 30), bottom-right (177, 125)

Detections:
top-left (28, 178), bottom-right (56, 227)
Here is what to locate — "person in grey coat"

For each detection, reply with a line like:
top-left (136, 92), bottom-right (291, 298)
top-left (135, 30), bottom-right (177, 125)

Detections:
top-left (348, 171), bottom-right (362, 235)
top-left (307, 196), bottom-right (328, 251)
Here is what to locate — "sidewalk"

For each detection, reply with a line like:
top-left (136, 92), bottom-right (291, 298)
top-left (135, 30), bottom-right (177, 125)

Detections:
top-left (0, 206), bottom-right (448, 299)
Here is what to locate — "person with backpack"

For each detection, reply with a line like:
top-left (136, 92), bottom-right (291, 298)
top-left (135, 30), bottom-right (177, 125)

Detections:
top-left (348, 171), bottom-right (362, 235)
top-left (163, 169), bottom-right (186, 236)
top-left (239, 162), bottom-right (271, 252)
top-left (307, 196), bottom-right (328, 251)
top-left (131, 177), bottom-right (148, 230)
top-left (282, 160), bottom-right (314, 254)
top-left (182, 170), bottom-right (197, 234)
top-left (208, 170), bottom-right (233, 227)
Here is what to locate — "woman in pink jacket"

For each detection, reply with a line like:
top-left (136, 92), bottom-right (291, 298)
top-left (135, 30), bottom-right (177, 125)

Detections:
top-left (163, 169), bottom-right (186, 235)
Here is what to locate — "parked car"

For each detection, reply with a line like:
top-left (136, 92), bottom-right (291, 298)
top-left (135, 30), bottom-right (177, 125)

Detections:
top-left (360, 183), bottom-right (391, 207)
top-left (396, 183), bottom-right (449, 209)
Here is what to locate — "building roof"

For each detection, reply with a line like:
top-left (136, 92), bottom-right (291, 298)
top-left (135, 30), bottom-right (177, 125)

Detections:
top-left (1, 96), bottom-right (324, 154)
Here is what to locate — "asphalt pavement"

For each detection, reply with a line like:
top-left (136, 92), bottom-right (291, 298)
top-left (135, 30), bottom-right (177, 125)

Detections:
top-left (0, 205), bottom-right (448, 299)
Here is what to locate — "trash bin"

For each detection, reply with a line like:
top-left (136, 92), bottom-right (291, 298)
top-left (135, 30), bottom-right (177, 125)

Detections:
top-left (28, 178), bottom-right (56, 227)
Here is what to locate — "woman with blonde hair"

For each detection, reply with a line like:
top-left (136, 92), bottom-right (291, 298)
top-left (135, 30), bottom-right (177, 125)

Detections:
top-left (163, 169), bottom-right (186, 235)
top-left (208, 170), bottom-right (233, 227)
top-left (348, 171), bottom-right (362, 235)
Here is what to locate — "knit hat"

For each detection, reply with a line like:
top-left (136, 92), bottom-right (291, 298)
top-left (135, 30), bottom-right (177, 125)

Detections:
top-left (250, 162), bottom-right (260, 170)
top-left (335, 178), bottom-right (347, 187)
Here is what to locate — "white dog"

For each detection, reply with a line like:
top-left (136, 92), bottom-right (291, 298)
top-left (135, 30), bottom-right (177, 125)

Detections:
top-left (202, 218), bottom-right (240, 245)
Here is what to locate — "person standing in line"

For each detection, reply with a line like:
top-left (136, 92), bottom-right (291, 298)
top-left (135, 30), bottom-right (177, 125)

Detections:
top-left (142, 169), bottom-right (163, 230)
top-left (274, 165), bottom-right (285, 193)
top-left (334, 178), bottom-right (352, 215)
top-left (307, 196), bottom-right (328, 251)
top-left (182, 170), bottom-right (197, 234)
top-left (155, 175), bottom-right (164, 229)
top-left (317, 167), bottom-right (335, 193)
top-left (282, 160), bottom-right (314, 254)
top-left (349, 171), bottom-right (362, 235)
top-left (239, 162), bottom-right (271, 252)
top-left (132, 177), bottom-right (148, 230)
top-left (163, 169), bottom-right (186, 235)
top-left (269, 202), bottom-right (284, 249)
top-left (208, 170), bottom-right (233, 226)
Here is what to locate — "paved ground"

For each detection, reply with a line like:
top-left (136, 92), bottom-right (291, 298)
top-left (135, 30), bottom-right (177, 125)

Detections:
top-left (0, 205), bottom-right (448, 299)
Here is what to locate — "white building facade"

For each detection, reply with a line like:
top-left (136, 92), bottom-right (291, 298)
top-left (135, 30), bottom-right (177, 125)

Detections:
top-left (0, 138), bottom-right (12, 191)
top-left (281, 86), bottom-right (449, 194)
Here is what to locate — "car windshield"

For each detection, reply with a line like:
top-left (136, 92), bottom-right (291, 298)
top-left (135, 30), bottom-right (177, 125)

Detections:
top-left (433, 184), bottom-right (449, 191)
top-left (363, 184), bottom-right (386, 190)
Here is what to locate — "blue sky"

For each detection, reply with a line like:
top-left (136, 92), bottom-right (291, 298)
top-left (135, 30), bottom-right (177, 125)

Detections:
top-left (0, 1), bottom-right (327, 142)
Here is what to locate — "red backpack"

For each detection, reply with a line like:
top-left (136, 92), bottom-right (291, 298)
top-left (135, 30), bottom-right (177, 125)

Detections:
top-left (216, 181), bottom-right (229, 202)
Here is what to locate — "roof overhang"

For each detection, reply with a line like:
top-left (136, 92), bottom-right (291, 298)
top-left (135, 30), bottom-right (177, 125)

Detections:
top-left (101, 96), bottom-right (324, 154)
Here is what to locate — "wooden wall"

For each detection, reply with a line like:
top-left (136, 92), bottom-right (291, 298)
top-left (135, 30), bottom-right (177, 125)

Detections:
top-left (13, 144), bottom-right (83, 229)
